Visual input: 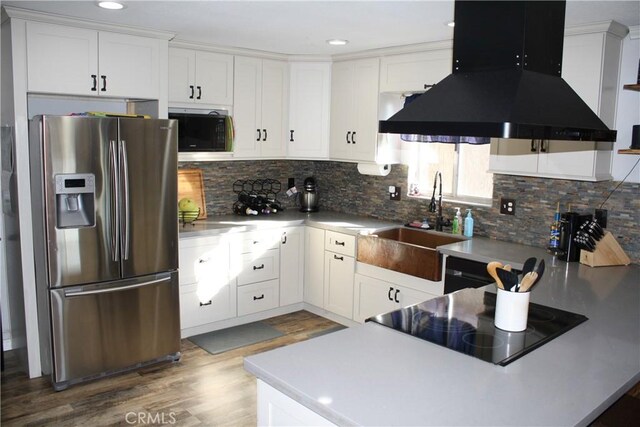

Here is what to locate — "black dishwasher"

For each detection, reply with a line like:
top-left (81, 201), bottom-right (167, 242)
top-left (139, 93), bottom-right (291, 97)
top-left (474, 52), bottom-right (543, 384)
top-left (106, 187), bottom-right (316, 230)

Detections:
top-left (444, 256), bottom-right (518, 294)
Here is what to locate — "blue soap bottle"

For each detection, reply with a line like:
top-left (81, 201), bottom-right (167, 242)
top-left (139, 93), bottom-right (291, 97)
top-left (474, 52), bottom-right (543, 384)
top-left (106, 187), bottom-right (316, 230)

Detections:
top-left (464, 209), bottom-right (474, 237)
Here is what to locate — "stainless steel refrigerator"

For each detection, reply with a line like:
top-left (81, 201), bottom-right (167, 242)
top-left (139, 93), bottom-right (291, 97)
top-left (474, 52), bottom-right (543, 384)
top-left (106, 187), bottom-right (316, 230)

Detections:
top-left (29, 115), bottom-right (180, 390)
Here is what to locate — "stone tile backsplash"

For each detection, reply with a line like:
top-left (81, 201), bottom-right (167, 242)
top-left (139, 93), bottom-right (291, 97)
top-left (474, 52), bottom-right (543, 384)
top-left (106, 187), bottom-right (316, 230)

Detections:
top-left (181, 160), bottom-right (639, 263)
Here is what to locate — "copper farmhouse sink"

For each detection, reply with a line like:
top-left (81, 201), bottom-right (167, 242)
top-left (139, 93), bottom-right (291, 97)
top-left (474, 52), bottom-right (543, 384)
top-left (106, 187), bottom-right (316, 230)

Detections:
top-left (357, 228), bottom-right (465, 281)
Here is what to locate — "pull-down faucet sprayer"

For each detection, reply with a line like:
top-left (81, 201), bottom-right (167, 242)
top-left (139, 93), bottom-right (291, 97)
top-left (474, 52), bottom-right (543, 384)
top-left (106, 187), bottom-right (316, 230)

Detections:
top-left (429, 171), bottom-right (445, 231)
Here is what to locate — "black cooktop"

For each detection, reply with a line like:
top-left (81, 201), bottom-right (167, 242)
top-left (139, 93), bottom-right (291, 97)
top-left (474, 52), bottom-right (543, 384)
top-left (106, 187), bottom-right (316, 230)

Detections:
top-left (367, 288), bottom-right (588, 366)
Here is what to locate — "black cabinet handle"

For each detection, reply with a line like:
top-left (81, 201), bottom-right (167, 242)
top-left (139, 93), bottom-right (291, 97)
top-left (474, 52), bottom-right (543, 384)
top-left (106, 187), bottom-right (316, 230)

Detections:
top-left (530, 139), bottom-right (538, 152)
top-left (540, 140), bottom-right (547, 153)
top-left (346, 131), bottom-right (351, 144)
top-left (91, 75), bottom-right (97, 91)
top-left (394, 289), bottom-right (400, 303)
top-left (257, 129), bottom-right (261, 141)
top-left (388, 287), bottom-right (394, 301)
top-left (253, 294), bottom-right (265, 301)
top-left (198, 258), bottom-right (209, 263)
top-left (101, 75), bottom-right (107, 92)
top-left (335, 241), bottom-right (345, 246)
top-left (199, 300), bottom-right (212, 306)
top-left (197, 86), bottom-right (202, 100)
top-left (262, 129), bottom-right (267, 141)
top-left (352, 131), bottom-right (356, 144)
top-left (290, 130), bottom-right (294, 142)
top-left (281, 234), bottom-right (287, 244)
top-left (189, 85), bottom-right (194, 99)
top-left (253, 264), bottom-right (265, 270)
top-left (333, 254), bottom-right (344, 261)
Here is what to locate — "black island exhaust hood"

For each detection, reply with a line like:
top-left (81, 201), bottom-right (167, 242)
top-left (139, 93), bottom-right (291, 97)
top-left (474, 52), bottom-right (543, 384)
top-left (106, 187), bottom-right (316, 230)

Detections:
top-left (379, 0), bottom-right (617, 142)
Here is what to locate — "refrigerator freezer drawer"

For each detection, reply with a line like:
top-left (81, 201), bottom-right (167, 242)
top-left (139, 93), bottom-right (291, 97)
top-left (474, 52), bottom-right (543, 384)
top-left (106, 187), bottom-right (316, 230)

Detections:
top-left (49, 272), bottom-right (180, 389)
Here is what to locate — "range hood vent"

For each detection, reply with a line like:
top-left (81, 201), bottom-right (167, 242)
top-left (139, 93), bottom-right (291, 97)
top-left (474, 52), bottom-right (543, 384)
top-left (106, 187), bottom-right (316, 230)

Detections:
top-left (379, 1), bottom-right (617, 142)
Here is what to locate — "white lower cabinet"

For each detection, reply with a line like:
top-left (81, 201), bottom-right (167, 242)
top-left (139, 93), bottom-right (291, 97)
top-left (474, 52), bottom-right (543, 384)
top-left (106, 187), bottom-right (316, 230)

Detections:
top-left (304, 227), bottom-right (326, 308)
top-left (353, 273), bottom-right (437, 323)
top-left (280, 227), bottom-right (305, 306)
top-left (237, 279), bottom-right (280, 316)
top-left (257, 380), bottom-right (336, 427)
top-left (178, 236), bottom-right (236, 331)
top-left (324, 251), bottom-right (355, 319)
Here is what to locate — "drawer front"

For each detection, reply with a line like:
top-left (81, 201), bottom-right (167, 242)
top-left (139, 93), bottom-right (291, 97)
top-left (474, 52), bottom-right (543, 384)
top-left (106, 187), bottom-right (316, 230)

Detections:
top-left (325, 231), bottom-right (355, 256)
top-left (236, 230), bottom-right (281, 254)
top-left (179, 237), bottom-right (229, 286)
top-left (237, 279), bottom-right (280, 316)
top-left (180, 285), bottom-right (236, 329)
top-left (237, 249), bottom-right (280, 286)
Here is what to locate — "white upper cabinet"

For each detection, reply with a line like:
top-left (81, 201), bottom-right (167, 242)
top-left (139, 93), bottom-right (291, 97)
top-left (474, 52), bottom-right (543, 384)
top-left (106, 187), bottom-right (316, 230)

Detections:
top-left (287, 62), bottom-right (331, 159)
top-left (168, 48), bottom-right (233, 106)
top-left (379, 49), bottom-right (452, 93)
top-left (26, 21), bottom-right (162, 99)
top-left (330, 58), bottom-right (381, 163)
top-left (233, 56), bottom-right (288, 158)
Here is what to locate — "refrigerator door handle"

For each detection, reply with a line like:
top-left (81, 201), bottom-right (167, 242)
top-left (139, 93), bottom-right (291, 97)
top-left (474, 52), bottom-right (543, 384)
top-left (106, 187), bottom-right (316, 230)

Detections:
top-left (109, 140), bottom-right (120, 262)
top-left (120, 139), bottom-right (131, 260)
top-left (64, 277), bottom-right (171, 297)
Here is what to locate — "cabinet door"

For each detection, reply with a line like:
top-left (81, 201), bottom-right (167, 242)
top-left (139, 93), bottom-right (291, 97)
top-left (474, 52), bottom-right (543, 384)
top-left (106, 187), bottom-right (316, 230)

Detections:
top-left (233, 56), bottom-right (262, 157)
top-left (329, 61), bottom-right (355, 160)
top-left (26, 21), bottom-right (98, 96)
top-left (280, 227), bottom-right (305, 306)
top-left (351, 58), bottom-right (380, 162)
top-left (260, 59), bottom-right (288, 158)
top-left (353, 274), bottom-right (395, 323)
top-left (288, 62), bottom-right (331, 159)
top-left (324, 252), bottom-right (355, 319)
top-left (98, 31), bottom-right (161, 99)
top-left (195, 51), bottom-right (234, 106)
top-left (304, 227), bottom-right (325, 308)
top-left (394, 284), bottom-right (436, 307)
top-left (537, 141), bottom-right (610, 180)
top-left (562, 33), bottom-right (603, 116)
top-left (489, 138), bottom-right (539, 175)
top-left (379, 50), bottom-right (452, 93)
top-left (168, 47), bottom-right (196, 103)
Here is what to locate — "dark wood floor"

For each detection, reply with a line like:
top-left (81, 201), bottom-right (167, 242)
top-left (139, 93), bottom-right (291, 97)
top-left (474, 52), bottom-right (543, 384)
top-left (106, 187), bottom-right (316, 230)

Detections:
top-left (2, 310), bottom-right (638, 426)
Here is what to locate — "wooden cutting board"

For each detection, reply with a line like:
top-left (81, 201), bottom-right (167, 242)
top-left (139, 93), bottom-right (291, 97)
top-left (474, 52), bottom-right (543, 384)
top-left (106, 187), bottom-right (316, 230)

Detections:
top-left (178, 168), bottom-right (207, 219)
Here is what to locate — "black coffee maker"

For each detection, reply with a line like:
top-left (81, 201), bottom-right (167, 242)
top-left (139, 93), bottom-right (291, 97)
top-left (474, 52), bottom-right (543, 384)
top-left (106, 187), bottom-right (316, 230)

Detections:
top-left (559, 211), bottom-right (593, 262)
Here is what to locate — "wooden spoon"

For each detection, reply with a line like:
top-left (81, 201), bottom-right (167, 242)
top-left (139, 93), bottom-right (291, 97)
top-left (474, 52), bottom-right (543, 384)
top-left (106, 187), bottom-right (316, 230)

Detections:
top-left (519, 272), bottom-right (538, 292)
top-left (486, 261), bottom-right (504, 289)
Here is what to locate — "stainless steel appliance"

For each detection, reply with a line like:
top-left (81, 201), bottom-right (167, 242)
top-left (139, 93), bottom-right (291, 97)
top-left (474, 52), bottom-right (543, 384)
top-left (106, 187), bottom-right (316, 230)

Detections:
top-left (299, 177), bottom-right (318, 212)
top-left (368, 288), bottom-right (587, 366)
top-left (29, 115), bottom-right (180, 390)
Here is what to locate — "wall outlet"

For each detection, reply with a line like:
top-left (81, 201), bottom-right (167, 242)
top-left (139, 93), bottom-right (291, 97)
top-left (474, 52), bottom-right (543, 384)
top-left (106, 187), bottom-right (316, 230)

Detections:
top-left (500, 198), bottom-right (516, 215)
top-left (389, 186), bottom-right (401, 201)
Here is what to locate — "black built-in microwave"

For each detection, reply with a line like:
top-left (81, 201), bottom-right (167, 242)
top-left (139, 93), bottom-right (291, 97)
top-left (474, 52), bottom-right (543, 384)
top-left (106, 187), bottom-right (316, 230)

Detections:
top-left (169, 112), bottom-right (230, 152)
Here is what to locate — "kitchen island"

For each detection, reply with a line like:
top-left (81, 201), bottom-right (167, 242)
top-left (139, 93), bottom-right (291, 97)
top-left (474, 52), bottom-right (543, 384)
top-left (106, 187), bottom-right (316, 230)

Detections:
top-left (244, 241), bottom-right (640, 426)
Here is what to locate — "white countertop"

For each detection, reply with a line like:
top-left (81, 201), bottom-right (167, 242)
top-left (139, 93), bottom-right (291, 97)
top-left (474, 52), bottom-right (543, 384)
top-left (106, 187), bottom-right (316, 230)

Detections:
top-left (245, 245), bottom-right (640, 426)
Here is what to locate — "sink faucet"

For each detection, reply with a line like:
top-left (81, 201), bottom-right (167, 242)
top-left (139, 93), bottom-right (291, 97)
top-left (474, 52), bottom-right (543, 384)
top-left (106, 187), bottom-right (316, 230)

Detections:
top-left (428, 171), bottom-right (446, 231)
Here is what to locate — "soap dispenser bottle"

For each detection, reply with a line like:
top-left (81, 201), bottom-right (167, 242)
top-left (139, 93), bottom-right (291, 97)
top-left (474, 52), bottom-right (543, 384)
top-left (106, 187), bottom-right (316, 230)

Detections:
top-left (464, 209), bottom-right (474, 237)
top-left (452, 208), bottom-right (462, 234)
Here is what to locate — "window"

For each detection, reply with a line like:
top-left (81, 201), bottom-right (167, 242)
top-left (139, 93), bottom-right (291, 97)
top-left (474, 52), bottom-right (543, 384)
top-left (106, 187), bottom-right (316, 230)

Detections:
top-left (407, 142), bottom-right (493, 205)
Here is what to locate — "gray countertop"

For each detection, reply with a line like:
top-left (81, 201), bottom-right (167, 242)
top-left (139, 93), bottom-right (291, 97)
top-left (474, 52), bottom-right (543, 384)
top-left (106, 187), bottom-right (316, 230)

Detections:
top-left (244, 239), bottom-right (640, 426)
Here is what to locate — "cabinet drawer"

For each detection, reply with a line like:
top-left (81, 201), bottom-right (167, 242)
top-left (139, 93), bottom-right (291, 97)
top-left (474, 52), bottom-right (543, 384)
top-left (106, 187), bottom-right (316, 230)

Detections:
top-left (237, 249), bottom-right (280, 286)
top-left (180, 285), bottom-right (236, 329)
top-left (234, 230), bottom-right (281, 254)
top-left (237, 279), bottom-right (279, 316)
top-left (179, 236), bottom-right (229, 286)
top-left (325, 231), bottom-right (355, 256)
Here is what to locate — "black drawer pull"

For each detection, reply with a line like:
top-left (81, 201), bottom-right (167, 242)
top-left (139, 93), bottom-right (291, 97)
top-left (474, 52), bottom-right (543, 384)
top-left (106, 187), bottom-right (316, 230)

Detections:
top-left (253, 294), bottom-right (265, 301)
top-left (290, 130), bottom-right (294, 142)
top-left (101, 75), bottom-right (107, 92)
top-left (394, 289), bottom-right (400, 303)
top-left (531, 139), bottom-right (537, 152)
top-left (335, 241), bottom-right (345, 246)
top-left (346, 131), bottom-right (351, 143)
top-left (253, 264), bottom-right (265, 270)
top-left (91, 75), bottom-right (97, 91)
top-left (388, 287), bottom-right (394, 301)
top-left (189, 85), bottom-right (194, 99)
top-left (198, 258), bottom-right (209, 263)
top-left (262, 129), bottom-right (267, 141)
top-left (351, 131), bottom-right (356, 144)
top-left (334, 255), bottom-right (344, 261)
top-left (540, 140), bottom-right (547, 153)
top-left (197, 86), bottom-right (202, 100)
top-left (257, 129), bottom-right (261, 141)
top-left (199, 300), bottom-right (212, 306)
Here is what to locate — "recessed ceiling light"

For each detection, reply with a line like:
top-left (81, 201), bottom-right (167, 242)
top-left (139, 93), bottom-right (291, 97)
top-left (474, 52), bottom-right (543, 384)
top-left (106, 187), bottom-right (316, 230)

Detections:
top-left (327, 39), bottom-right (349, 46)
top-left (447, 21), bottom-right (455, 27)
top-left (98, 1), bottom-right (125, 10)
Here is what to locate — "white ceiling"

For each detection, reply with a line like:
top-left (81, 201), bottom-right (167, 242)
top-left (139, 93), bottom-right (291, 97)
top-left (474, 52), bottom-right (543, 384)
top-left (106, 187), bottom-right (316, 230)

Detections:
top-left (3, 1), bottom-right (639, 55)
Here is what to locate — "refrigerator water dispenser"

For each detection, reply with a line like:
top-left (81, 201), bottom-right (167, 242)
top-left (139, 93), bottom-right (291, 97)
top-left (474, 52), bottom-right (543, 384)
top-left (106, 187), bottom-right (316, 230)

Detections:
top-left (55, 174), bottom-right (96, 228)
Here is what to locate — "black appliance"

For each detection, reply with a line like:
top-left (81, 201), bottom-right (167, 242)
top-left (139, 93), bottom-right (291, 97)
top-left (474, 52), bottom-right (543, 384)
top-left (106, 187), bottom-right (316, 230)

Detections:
top-left (378, 1), bottom-right (616, 143)
top-left (559, 212), bottom-right (593, 262)
top-left (368, 288), bottom-right (587, 366)
top-left (169, 111), bottom-right (230, 152)
top-left (444, 256), bottom-right (515, 294)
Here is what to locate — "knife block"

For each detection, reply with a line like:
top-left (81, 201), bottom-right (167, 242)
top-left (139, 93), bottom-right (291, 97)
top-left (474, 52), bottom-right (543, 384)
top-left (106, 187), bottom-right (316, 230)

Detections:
top-left (579, 232), bottom-right (631, 267)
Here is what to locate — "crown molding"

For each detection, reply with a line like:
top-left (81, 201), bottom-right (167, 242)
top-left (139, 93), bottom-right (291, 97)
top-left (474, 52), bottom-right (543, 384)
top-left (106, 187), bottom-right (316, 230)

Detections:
top-left (332, 39), bottom-right (453, 61)
top-left (169, 39), bottom-right (290, 61)
top-left (564, 20), bottom-right (629, 39)
top-left (2, 6), bottom-right (175, 40)
top-left (629, 26), bottom-right (640, 40)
